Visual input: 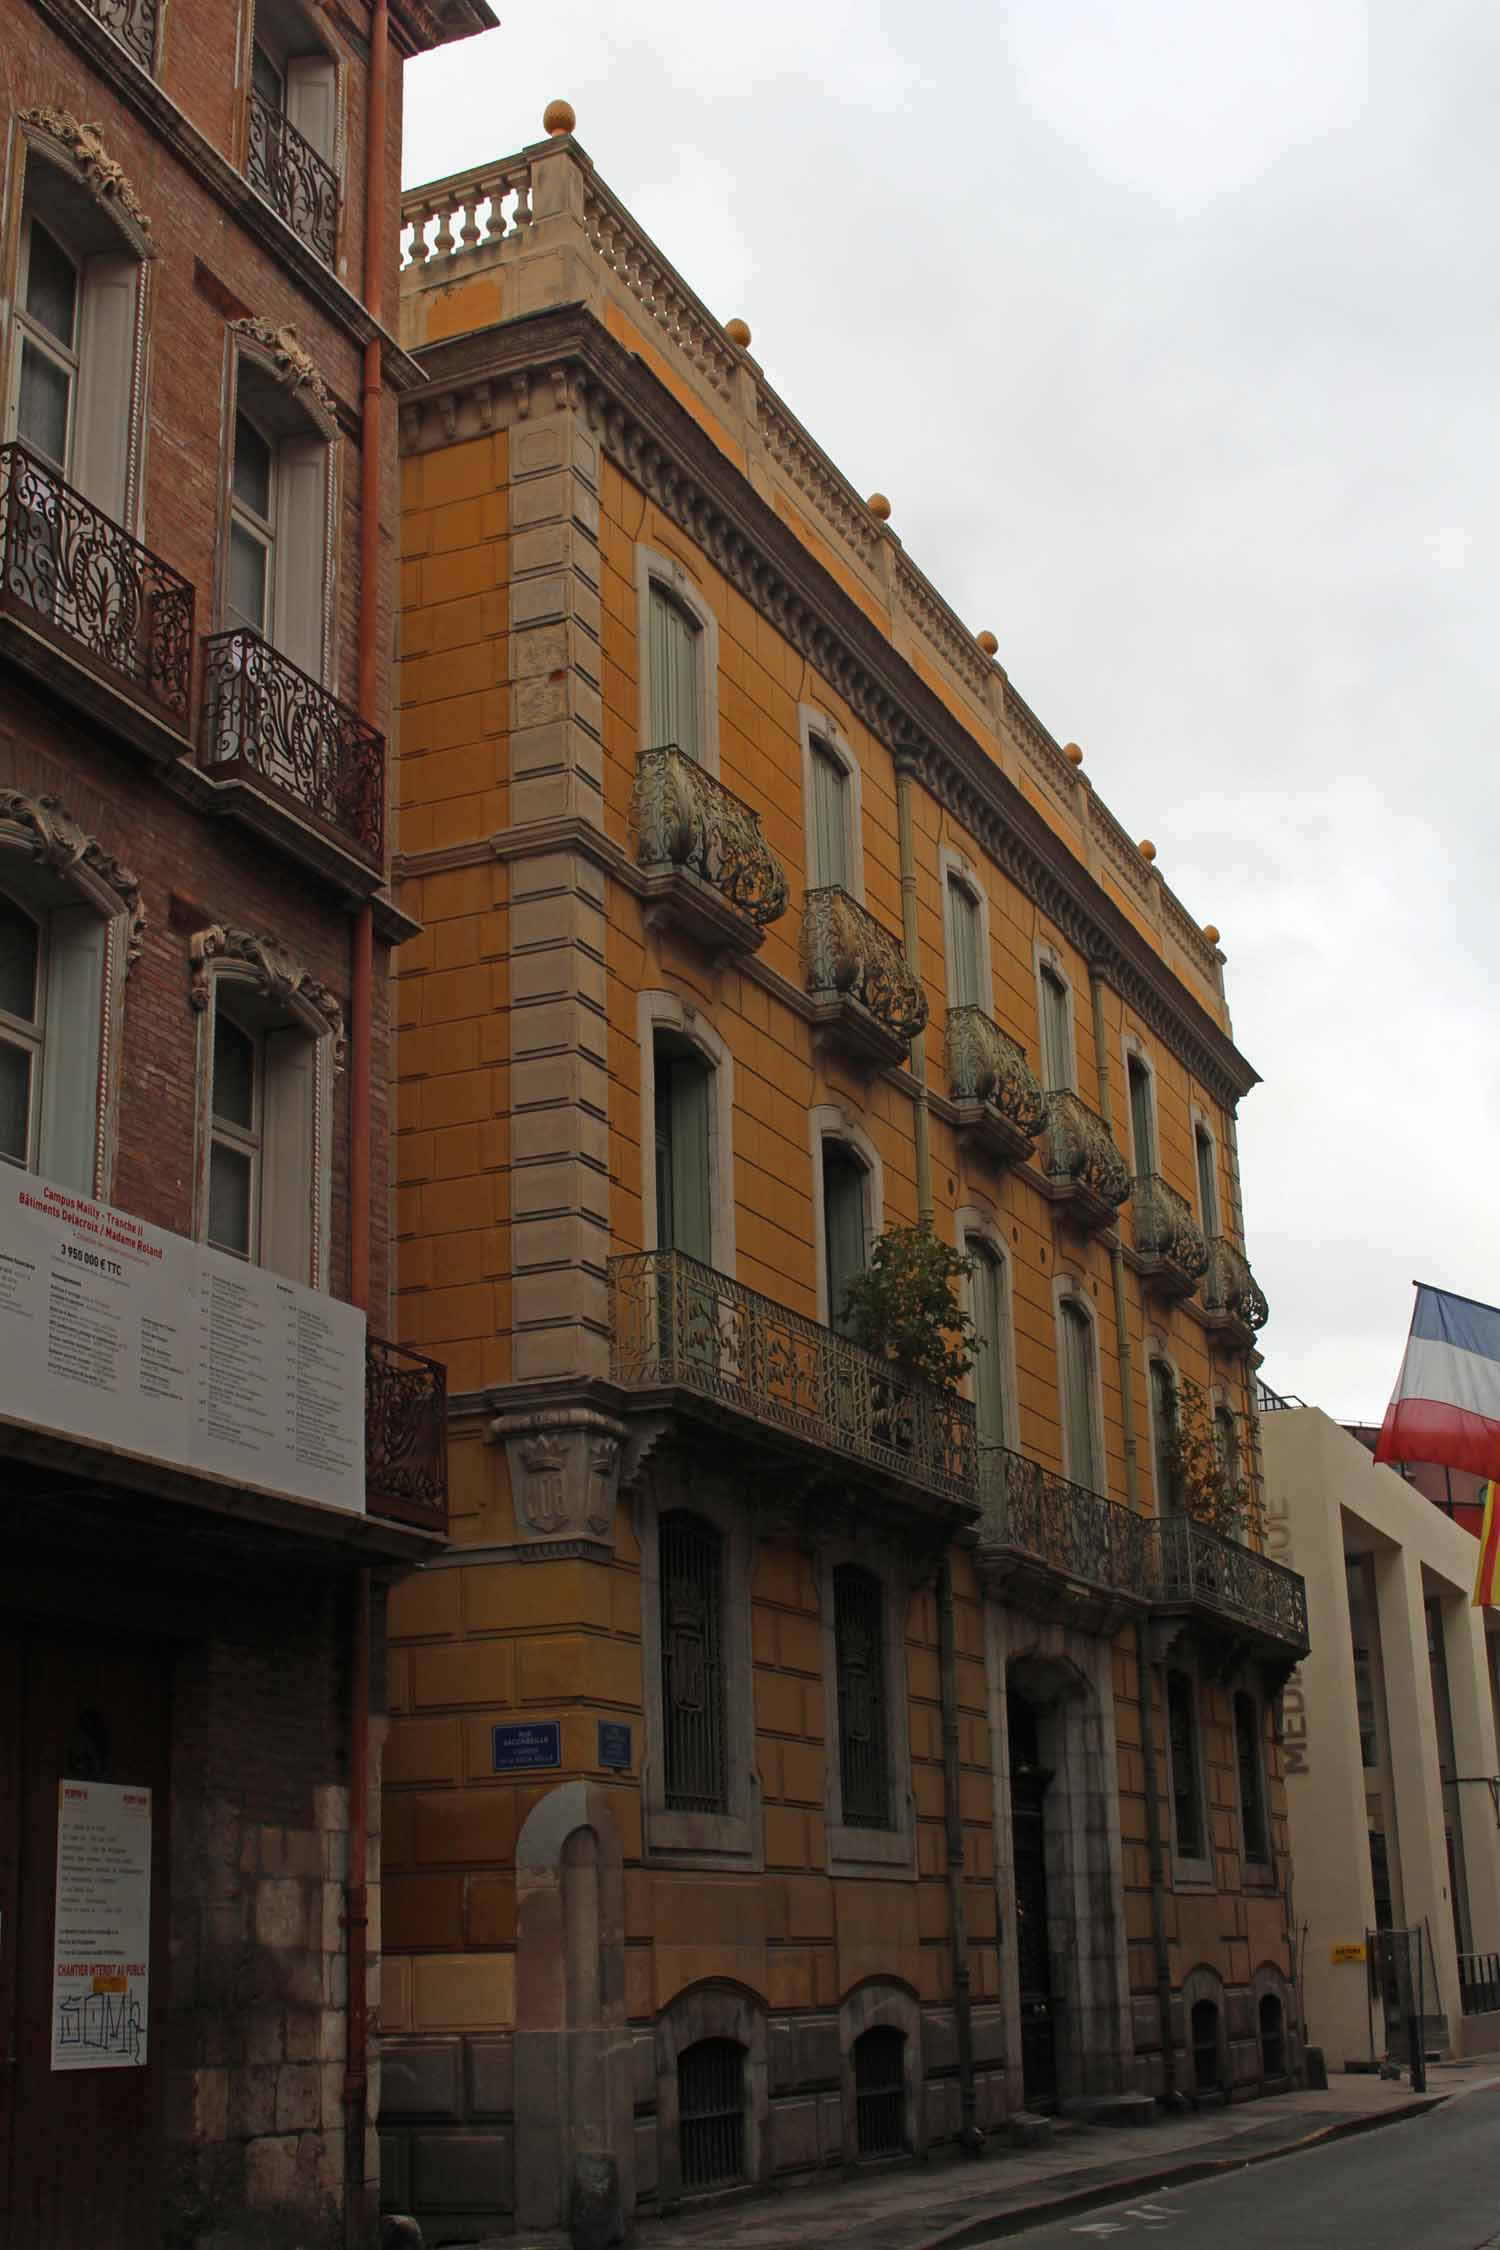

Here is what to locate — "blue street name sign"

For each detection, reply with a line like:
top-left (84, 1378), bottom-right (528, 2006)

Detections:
top-left (491, 1721), bottom-right (561, 1773)
top-left (597, 1721), bottom-right (632, 1771)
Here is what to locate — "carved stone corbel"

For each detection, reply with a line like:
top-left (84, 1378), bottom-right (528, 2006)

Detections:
top-left (491, 1406), bottom-right (628, 1553)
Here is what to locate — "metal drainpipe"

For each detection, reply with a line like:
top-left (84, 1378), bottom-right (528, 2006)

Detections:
top-left (894, 766), bottom-right (933, 1223)
top-left (1088, 968), bottom-right (1175, 2103)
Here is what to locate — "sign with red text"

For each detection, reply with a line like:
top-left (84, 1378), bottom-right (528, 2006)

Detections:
top-left (51, 1780), bottom-right (152, 2071)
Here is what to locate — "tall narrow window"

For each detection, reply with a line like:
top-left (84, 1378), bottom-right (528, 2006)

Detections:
top-left (208, 1008), bottom-right (260, 1260)
top-left (969, 1238), bottom-right (1009, 1447)
top-left (1195, 1124), bottom-right (1220, 1233)
top-left (1151, 1359), bottom-right (1179, 1512)
top-left (1059, 1297), bottom-right (1102, 1492)
top-left (659, 1511), bottom-right (726, 1814)
top-left (945, 875), bottom-right (984, 1009)
top-left (1214, 1405), bottom-right (1241, 1518)
top-left (822, 1143), bottom-right (867, 1335)
top-left (835, 1564), bottom-right (891, 1829)
top-left (653, 1043), bottom-right (713, 1265)
top-left (1038, 964), bottom-right (1073, 1091)
top-left (228, 409), bottom-right (275, 636)
top-left (0, 894), bottom-right (43, 1170)
top-left (220, 359), bottom-right (331, 682)
top-left (246, 3), bottom-right (341, 265)
top-left (9, 190), bottom-right (140, 524)
top-left (201, 980), bottom-right (319, 1283)
top-left (1167, 1671), bottom-right (1204, 1860)
top-left (648, 583), bottom-right (701, 759)
top-left (809, 738), bottom-right (853, 891)
top-left (0, 876), bottom-right (106, 1194)
top-left (1235, 1691), bottom-right (1268, 1864)
top-left (13, 220), bottom-right (79, 473)
top-left (1128, 1055), bottom-right (1156, 1175)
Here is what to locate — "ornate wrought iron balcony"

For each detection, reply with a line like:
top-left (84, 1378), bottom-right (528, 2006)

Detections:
top-left (1155, 1514), bottom-right (1308, 1660)
top-left (0, 442), bottom-right (194, 728)
top-left (945, 1006), bottom-right (1046, 1168)
top-left (1131, 1173), bottom-right (1209, 1301)
top-left (366, 1336), bottom-right (448, 1532)
top-left (246, 91), bottom-right (339, 267)
top-left (801, 885), bottom-right (928, 1068)
top-left (83, 0), bottom-right (159, 67)
top-left (200, 629), bottom-right (385, 869)
top-left (978, 1445), bottom-right (1156, 1619)
top-left (1203, 1235), bottom-right (1270, 1348)
top-left (609, 1248), bottom-right (977, 1513)
top-left (1039, 1088), bottom-right (1131, 1231)
top-left (632, 746), bottom-right (789, 951)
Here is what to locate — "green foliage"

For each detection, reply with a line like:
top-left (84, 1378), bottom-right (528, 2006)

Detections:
top-left (839, 1222), bottom-right (976, 1390)
top-left (1161, 1374), bottom-right (1264, 1538)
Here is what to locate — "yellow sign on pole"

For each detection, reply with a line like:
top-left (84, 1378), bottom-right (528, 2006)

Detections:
top-left (1331, 1942), bottom-right (1367, 1965)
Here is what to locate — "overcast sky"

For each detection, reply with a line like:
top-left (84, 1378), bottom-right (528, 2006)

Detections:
top-left (404, 0), bottom-right (1500, 1423)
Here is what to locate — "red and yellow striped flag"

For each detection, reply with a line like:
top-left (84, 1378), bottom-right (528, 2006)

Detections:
top-left (1473, 1482), bottom-right (1500, 1607)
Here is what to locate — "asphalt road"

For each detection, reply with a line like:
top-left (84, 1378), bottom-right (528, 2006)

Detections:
top-left (1001, 2086), bottom-right (1500, 2250)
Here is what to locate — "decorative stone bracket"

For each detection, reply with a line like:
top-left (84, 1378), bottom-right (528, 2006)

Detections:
top-left (490, 1406), bottom-right (627, 1554)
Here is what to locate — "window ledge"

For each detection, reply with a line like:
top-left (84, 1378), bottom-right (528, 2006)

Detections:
top-left (828, 1821), bottom-right (916, 1880)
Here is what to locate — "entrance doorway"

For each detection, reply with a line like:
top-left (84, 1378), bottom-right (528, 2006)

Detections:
top-left (0, 1628), bottom-right (171, 2249)
top-left (1009, 1693), bottom-right (1058, 2109)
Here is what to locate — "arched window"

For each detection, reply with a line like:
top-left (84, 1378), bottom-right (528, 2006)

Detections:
top-left (653, 1034), bottom-right (712, 1265)
top-left (246, 0), bottom-right (342, 266)
top-left (659, 1511), bottom-right (726, 1814)
top-left (822, 1141), bottom-right (868, 1336)
top-left (1191, 1998), bottom-right (1220, 2093)
top-left (1235, 1691), bottom-right (1269, 1865)
top-left (648, 581), bottom-right (703, 760)
top-left (1258, 1992), bottom-right (1285, 2079)
top-left (1167, 1671), bottom-right (1204, 1862)
top-left (1150, 1358), bottom-right (1179, 1513)
top-left (1195, 1120), bottom-right (1220, 1234)
top-left (221, 353), bottom-right (332, 681)
top-left (834, 1564), bottom-right (890, 1830)
top-left (1127, 1052), bottom-right (1156, 1177)
top-left (1215, 1405), bottom-right (1242, 1517)
top-left (1037, 962), bottom-right (1074, 1092)
top-left (968, 1237), bottom-right (1010, 1448)
top-left (944, 872), bottom-right (984, 1010)
top-left (1059, 1295), bottom-right (1102, 1493)
top-left (809, 736), bottom-right (854, 891)
top-left (0, 875), bottom-right (106, 1193)
top-left (853, 2025), bottom-right (906, 2155)
top-left (677, 2038), bottom-right (747, 2190)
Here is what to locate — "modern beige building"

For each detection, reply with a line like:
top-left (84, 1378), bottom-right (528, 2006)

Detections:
top-left (1261, 1394), bottom-right (1500, 2066)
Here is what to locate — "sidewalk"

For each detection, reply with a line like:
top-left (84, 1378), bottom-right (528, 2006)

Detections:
top-left (630, 2062), bottom-right (1500, 2250)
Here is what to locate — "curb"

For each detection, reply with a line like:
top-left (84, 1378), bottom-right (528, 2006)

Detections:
top-left (917, 2094), bottom-right (1446, 2250)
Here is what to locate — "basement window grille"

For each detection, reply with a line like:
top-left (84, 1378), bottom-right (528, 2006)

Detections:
top-left (678, 2038), bottom-right (746, 2191)
top-left (853, 2026), bottom-right (906, 2155)
top-left (661, 1511), bottom-right (727, 1813)
top-left (1191, 1998), bottom-right (1220, 2093)
top-left (1259, 1993), bottom-right (1285, 2079)
top-left (835, 1563), bottom-right (891, 1828)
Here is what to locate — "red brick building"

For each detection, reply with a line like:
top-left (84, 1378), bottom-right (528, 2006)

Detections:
top-left (0, 2), bottom-right (494, 2243)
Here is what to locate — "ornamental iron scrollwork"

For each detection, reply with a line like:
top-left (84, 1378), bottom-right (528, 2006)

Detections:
top-left (945, 1005), bottom-right (1047, 1139)
top-left (0, 444), bottom-right (193, 721)
top-left (365, 1335), bottom-right (448, 1530)
top-left (246, 92), bottom-right (339, 270)
top-left (1156, 1515), bottom-right (1307, 1652)
top-left (1132, 1173), bottom-right (1209, 1281)
top-left (609, 1246), bottom-right (975, 1508)
top-left (200, 628), bottom-right (384, 866)
top-left (0, 789), bottom-right (145, 968)
top-left (1204, 1236), bottom-right (1270, 1335)
top-left (801, 885), bottom-right (928, 1043)
top-left (979, 1444), bottom-right (1155, 1603)
top-left (632, 745), bottom-right (790, 927)
top-left (1041, 1088), bottom-right (1131, 1210)
top-left (78, 0), bottom-right (158, 70)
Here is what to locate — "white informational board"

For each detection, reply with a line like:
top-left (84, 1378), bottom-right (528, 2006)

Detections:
top-left (51, 1780), bottom-right (152, 2072)
top-left (0, 1170), bottom-right (365, 1514)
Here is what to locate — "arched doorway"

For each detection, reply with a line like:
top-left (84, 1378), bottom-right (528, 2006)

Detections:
top-left (1008, 1691), bottom-right (1057, 2109)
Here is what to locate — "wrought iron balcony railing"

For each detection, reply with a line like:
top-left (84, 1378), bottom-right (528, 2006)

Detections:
top-left (83, 0), bottom-right (159, 67)
top-left (0, 443), bottom-right (194, 724)
top-left (801, 885), bottom-right (928, 1065)
top-left (609, 1247), bottom-right (976, 1509)
top-left (632, 745), bottom-right (789, 946)
top-left (1040, 1088), bottom-right (1131, 1223)
top-left (246, 91), bottom-right (339, 267)
top-left (1156, 1514), bottom-right (1308, 1653)
top-left (1204, 1236), bottom-right (1270, 1342)
top-left (366, 1335), bottom-right (448, 1531)
top-left (201, 629), bottom-right (385, 866)
top-left (945, 1006), bottom-right (1046, 1164)
top-left (1459, 1953), bottom-right (1500, 2018)
top-left (1131, 1173), bottom-right (1209, 1295)
top-left (979, 1445), bottom-right (1156, 1605)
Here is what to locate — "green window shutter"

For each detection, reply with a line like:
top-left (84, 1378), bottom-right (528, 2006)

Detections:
top-left (273, 432), bottom-right (329, 681)
top-left (946, 879), bottom-right (984, 1010)
top-left (823, 1147), bottom-right (866, 1334)
top-left (1151, 1360), bottom-right (1178, 1511)
top-left (37, 905), bottom-right (104, 1194)
top-left (73, 255), bottom-right (137, 522)
top-left (1061, 1300), bottom-right (1100, 1492)
top-left (667, 1055), bottom-right (713, 1265)
top-left (1040, 969), bottom-right (1072, 1090)
top-left (650, 586), bottom-right (700, 760)
top-left (1128, 1059), bottom-right (1156, 1176)
top-left (970, 1243), bottom-right (1007, 1447)
top-left (1195, 1128), bottom-right (1219, 1232)
top-left (260, 1025), bottom-right (316, 1283)
top-left (810, 742), bottom-right (850, 890)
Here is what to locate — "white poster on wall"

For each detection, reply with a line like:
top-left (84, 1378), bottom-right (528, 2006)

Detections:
top-left (51, 1780), bottom-right (152, 2072)
top-left (0, 1170), bottom-right (365, 1513)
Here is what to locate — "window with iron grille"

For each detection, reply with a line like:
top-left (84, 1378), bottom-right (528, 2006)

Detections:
top-left (1191, 1998), bottom-right (1220, 2092)
top-left (1167, 1671), bottom-right (1204, 1861)
top-left (835, 1564), bottom-right (891, 1829)
top-left (661, 1511), bottom-right (727, 1813)
top-left (853, 2026), bottom-right (906, 2155)
top-left (1234, 1691), bottom-right (1269, 1863)
top-left (1258, 1992), bottom-right (1285, 2078)
top-left (677, 2038), bottom-right (746, 2191)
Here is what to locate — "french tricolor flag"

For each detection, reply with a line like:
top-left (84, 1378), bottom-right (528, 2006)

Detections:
top-left (1375, 1284), bottom-right (1500, 1482)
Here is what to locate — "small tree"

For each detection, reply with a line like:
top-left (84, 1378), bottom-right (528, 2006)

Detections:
top-left (1162, 1375), bottom-right (1264, 1538)
top-left (839, 1222), bottom-right (976, 1390)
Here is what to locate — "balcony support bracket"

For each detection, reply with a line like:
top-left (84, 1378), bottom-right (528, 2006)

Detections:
top-left (490, 1405), bottom-right (628, 1553)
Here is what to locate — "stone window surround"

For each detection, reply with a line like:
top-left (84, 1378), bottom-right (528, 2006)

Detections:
top-left (636, 987), bottom-right (737, 1278)
top-left (220, 323), bottom-right (341, 689)
top-left (635, 541), bottom-right (721, 777)
top-left (635, 1455), bottom-right (762, 1872)
top-left (1180, 1960), bottom-right (1230, 2090)
top-left (838, 1979), bottom-right (924, 2160)
top-left (937, 843), bottom-right (992, 1013)
top-left (817, 1530), bottom-right (918, 1879)
top-left (808, 1102), bottom-right (884, 1329)
top-left (1164, 1657), bottom-right (1214, 1890)
top-left (1141, 1335), bottom-right (1183, 1519)
top-left (798, 703), bottom-right (864, 902)
top-left (955, 1204), bottom-right (1019, 1451)
top-left (1031, 935), bottom-right (1078, 1093)
top-left (1189, 1101), bottom-right (1222, 1234)
top-left (654, 1981), bottom-right (768, 2210)
top-left (1049, 1269), bottom-right (1108, 1496)
top-left (1120, 1026), bottom-right (1161, 1177)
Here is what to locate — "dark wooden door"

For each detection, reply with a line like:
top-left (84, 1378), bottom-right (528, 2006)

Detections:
top-left (2, 1631), bottom-right (170, 2250)
top-left (1009, 1696), bottom-right (1058, 2110)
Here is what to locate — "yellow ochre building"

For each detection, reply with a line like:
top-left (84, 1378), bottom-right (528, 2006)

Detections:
top-left (378, 104), bottom-right (1311, 2240)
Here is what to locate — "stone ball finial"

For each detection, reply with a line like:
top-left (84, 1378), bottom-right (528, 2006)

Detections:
top-left (725, 318), bottom-right (752, 349)
top-left (976, 629), bottom-right (999, 656)
top-left (543, 99), bottom-right (576, 136)
top-left (867, 492), bottom-right (892, 522)
top-left (1138, 838), bottom-right (1157, 862)
top-left (1063, 740), bottom-right (1084, 767)
top-left (1203, 924), bottom-right (1221, 946)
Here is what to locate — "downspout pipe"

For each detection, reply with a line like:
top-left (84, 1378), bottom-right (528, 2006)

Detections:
top-left (345, 5), bottom-right (388, 2240)
top-left (1088, 965), bottom-right (1176, 2105)
top-left (894, 765), bottom-right (933, 1224)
